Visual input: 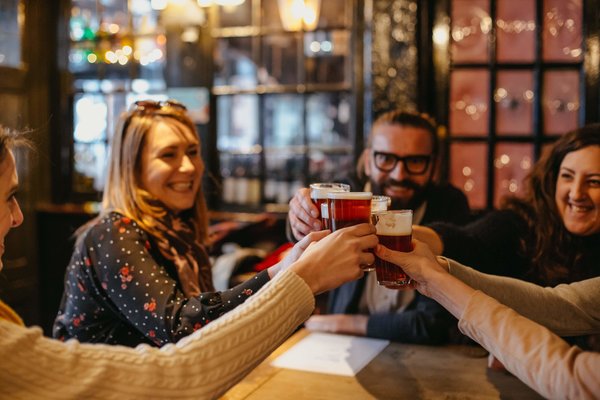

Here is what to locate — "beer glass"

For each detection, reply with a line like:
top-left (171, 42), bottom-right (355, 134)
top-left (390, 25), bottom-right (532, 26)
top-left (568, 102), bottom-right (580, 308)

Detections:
top-left (327, 191), bottom-right (373, 231)
top-left (371, 195), bottom-right (391, 213)
top-left (310, 183), bottom-right (350, 230)
top-left (372, 210), bottom-right (413, 287)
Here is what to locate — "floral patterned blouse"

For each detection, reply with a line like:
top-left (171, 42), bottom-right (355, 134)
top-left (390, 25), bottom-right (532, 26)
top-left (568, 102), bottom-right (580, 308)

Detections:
top-left (53, 212), bottom-right (270, 347)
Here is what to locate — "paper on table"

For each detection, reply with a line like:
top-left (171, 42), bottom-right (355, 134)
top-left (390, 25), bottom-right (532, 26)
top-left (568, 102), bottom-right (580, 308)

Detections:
top-left (271, 332), bottom-right (389, 376)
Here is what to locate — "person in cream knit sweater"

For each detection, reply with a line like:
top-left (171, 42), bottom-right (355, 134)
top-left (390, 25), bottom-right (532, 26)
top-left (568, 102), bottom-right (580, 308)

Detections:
top-left (375, 240), bottom-right (600, 399)
top-left (0, 127), bottom-right (377, 399)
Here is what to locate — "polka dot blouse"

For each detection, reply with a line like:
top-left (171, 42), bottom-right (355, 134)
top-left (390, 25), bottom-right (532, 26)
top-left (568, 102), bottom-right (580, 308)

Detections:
top-left (53, 213), bottom-right (270, 347)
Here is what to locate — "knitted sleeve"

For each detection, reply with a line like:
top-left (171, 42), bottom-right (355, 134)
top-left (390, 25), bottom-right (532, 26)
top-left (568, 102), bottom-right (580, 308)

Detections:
top-left (459, 291), bottom-right (600, 399)
top-left (0, 269), bottom-right (314, 400)
top-left (446, 258), bottom-right (600, 336)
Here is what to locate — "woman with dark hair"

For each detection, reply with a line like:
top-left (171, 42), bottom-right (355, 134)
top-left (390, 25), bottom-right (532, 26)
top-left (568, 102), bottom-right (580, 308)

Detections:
top-left (415, 123), bottom-right (600, 287)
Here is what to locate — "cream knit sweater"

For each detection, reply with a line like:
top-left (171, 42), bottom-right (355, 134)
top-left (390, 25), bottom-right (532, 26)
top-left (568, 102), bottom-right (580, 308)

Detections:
top-left (0, 269), bottom-right (314, 400)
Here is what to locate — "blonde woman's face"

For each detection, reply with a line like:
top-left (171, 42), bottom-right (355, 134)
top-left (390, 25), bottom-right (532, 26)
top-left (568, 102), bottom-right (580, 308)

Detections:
top-left (554, 145), bottom-right (600, 236)
top-left (0, 151), bottom-right (24, 271)
top-left (139, 120), bottom-right (203, 214)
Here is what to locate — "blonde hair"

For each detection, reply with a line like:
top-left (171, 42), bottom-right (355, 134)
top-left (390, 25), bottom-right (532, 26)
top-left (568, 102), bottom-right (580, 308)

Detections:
top-left (78, 104), bottom-right (209, 245)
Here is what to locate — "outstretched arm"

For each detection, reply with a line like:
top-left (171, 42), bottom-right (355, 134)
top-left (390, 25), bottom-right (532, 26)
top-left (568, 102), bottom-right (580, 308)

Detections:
top-left (2, 224), bottom-right (377, 399)
top-left (376, 242), bottom-right (600, 399)
top-left (445, 258), bottom-right (600, 336)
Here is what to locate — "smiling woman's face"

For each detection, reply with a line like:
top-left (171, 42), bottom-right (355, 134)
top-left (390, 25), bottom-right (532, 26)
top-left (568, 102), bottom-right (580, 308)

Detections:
top-left (139, 120), bottom-right (204, 215)
top-left (554, 145), bottom-right (600, 236)
top-left (0, 150), bottom-right (24, 271)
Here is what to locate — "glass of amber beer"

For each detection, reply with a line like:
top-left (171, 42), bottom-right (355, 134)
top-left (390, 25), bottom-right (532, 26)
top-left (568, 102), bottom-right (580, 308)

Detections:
top-left (372, 210), bottom-right (413, 287)
top-left (310, 183), bottom-right (350, 230)
top-left (327, 191), bottom-right (373, 231)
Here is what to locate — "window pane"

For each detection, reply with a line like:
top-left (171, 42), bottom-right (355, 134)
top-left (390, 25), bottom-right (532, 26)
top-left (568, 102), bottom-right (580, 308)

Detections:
top-left (264, 152), bottom-right (304, 204)
top-left (543, 70), bottom-right (580, 135)
top-left (451, 0), bottom-right (491, 63)
top-left (73, 142), bottom-right (108, 193)
top-left (449, 69), bottom-right (490, 136)
top-left (217, 94), bottom-right (259, 151)
top-left (214, 37), bottom-right (257, 88)
top-left (304, 30), bottom-right (349, 85)
top-left (306, 92), bottom-right (352, 148)
top-left (496, 0), bottom-right (536, 63)
top-left (0, 0), bottom-right (21, 67)
top-left (495, 70), bottom-right (534, 135)
top-left (493, 143), bottom-right (533, 208)
top-left (73, 94), bottom-right (108, 143)
top-left (317, 0), bottom-right (350, 28)
top-left (217, 1), bottom-right (253, 28)
top-left (260, 34), bottom-right (300, 85)
top-left (263, 94), bottom-right (303, 148)
top-left (450, 143), bottom-right (488, 209)
top-left (543, 0), bottom-right (583, 62)
top-left (308, 152), bottom-right (352, 183)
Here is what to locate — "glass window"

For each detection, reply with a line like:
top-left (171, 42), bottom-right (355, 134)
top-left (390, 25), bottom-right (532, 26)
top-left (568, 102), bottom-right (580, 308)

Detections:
top-left (260, 34), bottom-right (300, 85)
top-left (543, 69), bottom-right (580, 135)
top-left (495, 70), bottom-right (534, 135)
top-left (450, 143), bottom-right (488, 209)
top-left (542, 0), bottom-right (583, 62)
top-left (496, 0), bottom-right (536, 63)
top-left (304, 30), bottom-right (349, 84)
top-left (214, 37), bottom-right (257, 88)
top-left (449, 69), bottom-right (490, 136)
top-left (493, 143), bottom-right (533, 208)
top-left (306, 92), bottom-right (352, 148)
top-left (263, 94), bottom-right (304, 148)
top-left (451, 0), bottom-right (491, 64)
top-left (217, 94), bottom-right (259, 151)
top-left (0, 0), bottom-right (22, 67)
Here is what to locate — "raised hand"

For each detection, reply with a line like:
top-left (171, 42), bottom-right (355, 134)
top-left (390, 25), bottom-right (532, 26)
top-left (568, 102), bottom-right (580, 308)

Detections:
top-left (291, 223), bottom-right (377, 295)
top-left (375, 239), bottom-right (449, 298)
top-left (288, 188), bottom-right (322, 241)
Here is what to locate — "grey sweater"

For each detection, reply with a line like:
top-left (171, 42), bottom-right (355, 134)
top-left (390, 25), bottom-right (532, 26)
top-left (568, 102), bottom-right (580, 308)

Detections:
top-left (445, 258), bottom-right (600, 336)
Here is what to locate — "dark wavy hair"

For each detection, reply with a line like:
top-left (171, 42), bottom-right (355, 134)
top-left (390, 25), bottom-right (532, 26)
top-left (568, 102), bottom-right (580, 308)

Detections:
top-left (504, 123), bottom-right (600, 285)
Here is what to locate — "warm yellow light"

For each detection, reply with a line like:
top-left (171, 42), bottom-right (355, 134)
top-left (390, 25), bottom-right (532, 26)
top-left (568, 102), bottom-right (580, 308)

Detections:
top-left (197, 0), bottom-right (213, 6)
top-left (87, 53), bottom-right (97, 63)
top-left (278, 0), bottom-right (321, 32)
top-left (122, 45), bottom-right (133, 56)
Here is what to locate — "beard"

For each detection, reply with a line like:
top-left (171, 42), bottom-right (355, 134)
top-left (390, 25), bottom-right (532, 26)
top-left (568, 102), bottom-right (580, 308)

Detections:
top-left (370, 177), bottom-right (432, 210)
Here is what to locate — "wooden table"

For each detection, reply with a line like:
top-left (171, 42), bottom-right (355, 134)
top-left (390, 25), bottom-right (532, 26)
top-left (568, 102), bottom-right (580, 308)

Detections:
top-left (221, 329), bottom-right (543, 400)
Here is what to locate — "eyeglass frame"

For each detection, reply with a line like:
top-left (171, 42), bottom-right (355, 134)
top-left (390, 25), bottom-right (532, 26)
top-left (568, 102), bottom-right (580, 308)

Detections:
top-left (372, 151), bottom-right (432, 175)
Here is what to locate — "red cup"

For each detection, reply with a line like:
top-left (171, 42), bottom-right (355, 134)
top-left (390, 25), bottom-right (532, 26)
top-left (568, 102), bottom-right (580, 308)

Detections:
top-left (372, 210), bottom-right (413, 287)
top-left (327, 191), bottom-right (373, 232)
top-left (310, 183), bottom-right (350, 230)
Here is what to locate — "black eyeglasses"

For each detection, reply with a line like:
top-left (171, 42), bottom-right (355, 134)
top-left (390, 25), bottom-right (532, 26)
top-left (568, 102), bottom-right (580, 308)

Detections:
top-left (372, 151), bottom-right (431, 175)
top-left (129, 99), bottom-right (187, 113)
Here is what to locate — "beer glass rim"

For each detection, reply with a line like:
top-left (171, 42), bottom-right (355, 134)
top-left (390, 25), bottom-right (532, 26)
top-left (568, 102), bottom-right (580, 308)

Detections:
top-left (371, 195), bottom-right (391, 205)
top-left (310, 183), bottom-right (351, 198)
top-left (372, 209), bottom-right (412, 216)
top-left (327, 191), bottom-right (373, 200)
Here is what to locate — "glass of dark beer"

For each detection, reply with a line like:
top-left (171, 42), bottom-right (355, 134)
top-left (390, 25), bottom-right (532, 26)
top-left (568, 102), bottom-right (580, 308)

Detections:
top-left (372, 210), bottom-right (413, 287)
top-left (310, 183), bottom-right (350, 230)
top-left (327, 191), bottom-right (373, 231)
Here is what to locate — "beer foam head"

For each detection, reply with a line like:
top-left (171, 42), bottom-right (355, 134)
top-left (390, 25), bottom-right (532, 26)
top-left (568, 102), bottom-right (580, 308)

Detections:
top-left (371, 195), bottom-right (391, 212)
top-left (374, 210), bottom-right (412, 235)
top-left (327, 191), bottom-right (373, 200)
top-left (310, 183), bottom-right (350, 199)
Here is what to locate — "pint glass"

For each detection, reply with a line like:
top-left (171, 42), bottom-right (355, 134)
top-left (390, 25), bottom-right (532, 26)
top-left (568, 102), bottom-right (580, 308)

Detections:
top-left (310, 183), bottom-right (350, 230)
top-left (327, 191), bottom-right (373, 231)
top-left (372, 210), bottom-right (412, 287)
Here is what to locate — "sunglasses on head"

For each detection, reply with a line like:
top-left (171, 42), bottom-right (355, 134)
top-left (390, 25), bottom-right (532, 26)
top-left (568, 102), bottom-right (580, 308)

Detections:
top-left (129, 99), bottom-right (187, 113)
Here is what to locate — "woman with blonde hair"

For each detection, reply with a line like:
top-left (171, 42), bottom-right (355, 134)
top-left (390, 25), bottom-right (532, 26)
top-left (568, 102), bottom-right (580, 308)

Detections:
top-left (54, 100), bottom-right (374, 347)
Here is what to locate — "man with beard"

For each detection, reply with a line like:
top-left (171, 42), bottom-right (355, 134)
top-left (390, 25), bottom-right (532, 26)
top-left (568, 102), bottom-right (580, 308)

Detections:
top-left (287, 110), bottom-right (471, 343)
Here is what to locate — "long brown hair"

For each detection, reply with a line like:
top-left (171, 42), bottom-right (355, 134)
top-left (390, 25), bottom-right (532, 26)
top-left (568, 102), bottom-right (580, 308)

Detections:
top-left (76, 102), bottom-right (209, 246)
top-left (504, 123), bottom-right (600, 285)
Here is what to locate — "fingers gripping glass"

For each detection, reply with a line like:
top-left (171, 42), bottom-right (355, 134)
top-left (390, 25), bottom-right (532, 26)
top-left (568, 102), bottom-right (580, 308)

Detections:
top-left (373, 151), bottom-right (431, 175)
